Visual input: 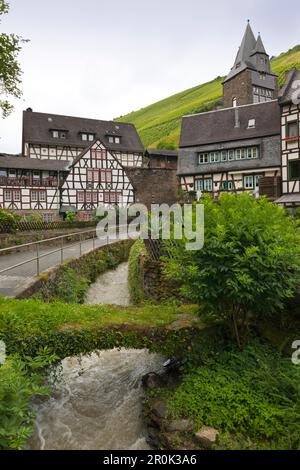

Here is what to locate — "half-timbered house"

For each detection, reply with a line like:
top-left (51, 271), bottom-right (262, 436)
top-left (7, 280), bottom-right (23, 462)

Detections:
top-left (60, 140), bottom-right (135, 219)
top-left (276, 69), bottom-right (300, 210)
top-left (0, 110), bottom-right (143, 219)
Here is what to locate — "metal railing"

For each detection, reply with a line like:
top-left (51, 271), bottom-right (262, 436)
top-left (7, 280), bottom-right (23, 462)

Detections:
top-left (0, 228), bottom-right (103, 277)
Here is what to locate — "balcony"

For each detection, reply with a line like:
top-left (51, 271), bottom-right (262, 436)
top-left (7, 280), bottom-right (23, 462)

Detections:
top-left (0, 177), bottom-right (63, 187)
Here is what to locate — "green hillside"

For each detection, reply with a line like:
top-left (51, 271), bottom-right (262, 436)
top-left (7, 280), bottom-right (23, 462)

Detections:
top-left (117, 45), bottom-right (300, 150)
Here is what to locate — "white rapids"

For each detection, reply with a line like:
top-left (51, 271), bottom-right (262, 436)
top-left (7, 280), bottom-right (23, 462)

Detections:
top-left (29, 349), bottom-right (165, 450)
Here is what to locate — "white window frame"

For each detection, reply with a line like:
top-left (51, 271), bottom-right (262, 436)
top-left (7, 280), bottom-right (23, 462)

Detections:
top-left (221, 150), bottom-right (228, 162)
top-left (195, 179), bottom-right (203, 191)
top-left (203, 179), bottom-right (212, 192)
top-left (228, 150), bottom-right (235, 161)
top-left (31, 191), bottom-right (38, 202)
top-left (210, 152), bottom-right (219, 163)
top-left (39, 191), bottom-right (46, 202)
top-left (235, 149), bottom-right (241, 160)
top-left (4, 190), bottom-right (12, 202)
top-left (198, 153), bottom-right (209, 165)
top-left (78, 192), bottom-right (84, 203)
top-left (244, 175), bottom-right (254, 189)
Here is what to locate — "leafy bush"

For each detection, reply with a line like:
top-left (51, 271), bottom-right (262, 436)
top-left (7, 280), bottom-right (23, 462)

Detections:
top-left (128, 240), bottom-right (147, 304)
top-left (0, 349), bottom-right (57, 450)
top-left (65, 210), bottom-right (76, 223)
top-left (164, 193), bottom-right (300, 347)
top-left (167, 340), bottom-right (300, 449)
top-left (43, 267), bottom-right (89, 304)
top-left (0, 208), bottom-right (17, 233)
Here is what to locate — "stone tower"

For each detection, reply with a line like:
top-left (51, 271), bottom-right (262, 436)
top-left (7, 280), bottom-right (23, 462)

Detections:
top-left (223, 21), bottom-right (278, 108)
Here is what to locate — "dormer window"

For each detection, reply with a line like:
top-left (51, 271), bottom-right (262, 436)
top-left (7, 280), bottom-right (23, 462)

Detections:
top-left (51, 129), bottom-right (68, 139)
top-left (107, 135), bottom-right (121, 144)
top-left (248, 119), bottom-right (256, 129)
top-left (81, 133), bottom-right (95, 142)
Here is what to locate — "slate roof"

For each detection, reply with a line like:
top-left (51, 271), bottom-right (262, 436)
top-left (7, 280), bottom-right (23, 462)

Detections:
top-left (278, 69), bottom-right (300, 105)
top-left (0, 154), bottom-right (70, 171)
top-left (145, 149), bottom-right (178, 158)
top-left (22, 110), bottom-right (144, 153)
top-left (180, 101), bottom-right (281, 148)
top-left (223, 23), bottom-right (274, 83)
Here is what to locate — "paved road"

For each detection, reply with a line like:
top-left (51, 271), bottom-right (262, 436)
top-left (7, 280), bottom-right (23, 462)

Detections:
top-left (0, 228), bottom-right (135, 298)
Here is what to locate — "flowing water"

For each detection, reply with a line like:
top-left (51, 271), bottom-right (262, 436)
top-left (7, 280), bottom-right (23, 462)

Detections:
top-left (30, 264), bottom-right (163, 450)
top-left (29, 349), bottom-right (165, 450)
top-left (85, 262), bottom-right (130, 306)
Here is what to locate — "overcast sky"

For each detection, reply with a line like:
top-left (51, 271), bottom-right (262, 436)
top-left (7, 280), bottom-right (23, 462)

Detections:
top-left (1, 0), bottom-right (299, 153)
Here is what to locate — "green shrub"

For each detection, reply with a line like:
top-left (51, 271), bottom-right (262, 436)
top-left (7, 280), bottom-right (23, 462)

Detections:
top-left (164, 193), bottom-right (300, 347)
top-left (43, 267), bottom-right (89, 304)
top-left (65, 210), bottom-right (76, 223)
top-left (128, 240), bottom-right (147, 304)
top-left (167, 340), bottom-right (300, 449)
top-left (0, 349), bottom-right (57, 450)
top-left (0, 208), bottom-right (17, 233)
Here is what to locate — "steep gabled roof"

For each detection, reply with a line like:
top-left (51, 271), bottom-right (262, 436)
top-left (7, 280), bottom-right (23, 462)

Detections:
top-left (23, 110), bottom-right (144, 153)
top-left (223, 23), bottom-right (272, 83)
top-left (179, 101), bottom-right (280, 148)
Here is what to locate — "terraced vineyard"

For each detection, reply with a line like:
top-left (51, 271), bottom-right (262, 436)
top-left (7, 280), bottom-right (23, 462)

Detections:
top-left (117, 45), bottom-right (300, 150)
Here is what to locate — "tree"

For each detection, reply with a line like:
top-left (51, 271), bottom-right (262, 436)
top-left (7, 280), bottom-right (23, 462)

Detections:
top-left (0, 0), bottom-right (27, 117)
top-left (163, 193), bottom-right (300, 348)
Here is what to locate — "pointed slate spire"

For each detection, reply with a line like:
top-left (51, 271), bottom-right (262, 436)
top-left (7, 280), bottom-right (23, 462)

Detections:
top-left (234, 21), bottom-right (257, 66)
top-left (252, 34), bottom-right (267, 55)
top-left (224, 21), bottom-right (257, 83)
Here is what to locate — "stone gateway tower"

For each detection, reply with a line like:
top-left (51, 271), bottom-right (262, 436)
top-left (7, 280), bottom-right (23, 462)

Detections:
top-left (223, 21), bottom-right (278, 108)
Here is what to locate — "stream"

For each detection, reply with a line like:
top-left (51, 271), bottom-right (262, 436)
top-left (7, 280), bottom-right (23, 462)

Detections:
top-left (29, 263), bottom-right (164, 450)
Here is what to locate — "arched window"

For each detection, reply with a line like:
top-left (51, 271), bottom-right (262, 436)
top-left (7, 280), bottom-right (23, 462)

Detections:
top-left (232, 97), bottom-right (237, 108)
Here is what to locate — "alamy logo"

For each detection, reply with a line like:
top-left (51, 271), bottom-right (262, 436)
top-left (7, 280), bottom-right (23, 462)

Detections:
top-left (291, 80), bottom-right (300, 105)
top-left (96, 203), bottom-right (205, 251)
top-left (291, 340), bottom-right (300, 365)
top-left (0, 340), bottom-right (6, 365)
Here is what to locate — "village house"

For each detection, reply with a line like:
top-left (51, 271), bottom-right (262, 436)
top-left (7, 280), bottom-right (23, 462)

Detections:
top-left (0, 111), bottom-right (144, 220)
top-left (177, 22), bottom-right (282, 199)
top-left (276, 69), bottom-right (300, 210)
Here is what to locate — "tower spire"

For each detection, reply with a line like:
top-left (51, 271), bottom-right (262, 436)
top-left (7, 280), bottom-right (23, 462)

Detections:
top-left (223, 22), bottom-right (256, 83)
top-left (222, 22), bottom-right (278, 107)
top-left (252, 33), bottom-right (267, 55)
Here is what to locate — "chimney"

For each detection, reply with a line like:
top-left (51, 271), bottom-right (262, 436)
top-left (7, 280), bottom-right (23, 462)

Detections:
top-left (234, 108), bottom-right (240, 128)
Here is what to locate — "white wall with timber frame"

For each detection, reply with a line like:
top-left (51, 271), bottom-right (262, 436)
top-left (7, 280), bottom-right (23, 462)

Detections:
top-left (281, 103), bottom-right (300, 195)
top-left (180, 167), bottom-right (280, 196)
top-left (24, 142), bottom-right (144, 168)
top-left (61, 140), bottom-right (135, 211)
top-left (0, 187), bottom-right (60, 211)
